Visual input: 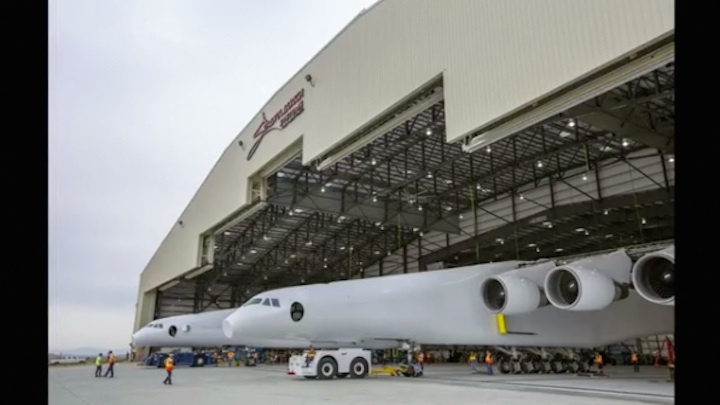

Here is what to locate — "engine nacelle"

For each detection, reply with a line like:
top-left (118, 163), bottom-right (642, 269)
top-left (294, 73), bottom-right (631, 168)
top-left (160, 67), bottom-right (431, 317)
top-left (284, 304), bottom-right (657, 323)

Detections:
top-left (544, 250), bottom-right (632, 311)
top-left (480, 261), bottom-right (555, 315)
top-left (631, 245), bottom-right (674, 306)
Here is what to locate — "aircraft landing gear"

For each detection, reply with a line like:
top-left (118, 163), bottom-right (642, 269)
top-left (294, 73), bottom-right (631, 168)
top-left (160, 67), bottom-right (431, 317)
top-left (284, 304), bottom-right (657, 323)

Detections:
top-left (551, 359), bottom-right (568, 373)
top-left (499, 358), bottom-right (524, 374)
top-left (397, 340), bottom-right (424, 377)
top-left (520, 360), bottom-right (535, 374)
top-left (492, 347), bottom-right (589, 375)
top-left (498, 358), bottom-right (513, 374)
top-left (567, 359), bottom-right (589, 373)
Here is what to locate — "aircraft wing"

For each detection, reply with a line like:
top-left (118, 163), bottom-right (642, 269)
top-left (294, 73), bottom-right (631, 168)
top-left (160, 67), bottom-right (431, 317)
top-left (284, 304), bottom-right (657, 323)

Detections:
top-left (308, 336), bottom-right (410, 349)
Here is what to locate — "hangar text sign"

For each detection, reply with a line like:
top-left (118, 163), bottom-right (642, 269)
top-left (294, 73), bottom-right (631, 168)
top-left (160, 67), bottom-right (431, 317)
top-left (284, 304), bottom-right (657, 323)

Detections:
top-left (247, 88), bottom-right (305, 160)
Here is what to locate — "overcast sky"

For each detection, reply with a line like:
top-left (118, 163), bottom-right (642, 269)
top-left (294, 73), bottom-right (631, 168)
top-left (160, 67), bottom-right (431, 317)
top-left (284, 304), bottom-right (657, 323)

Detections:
top-left (48, 0), bottom-right (378, 353)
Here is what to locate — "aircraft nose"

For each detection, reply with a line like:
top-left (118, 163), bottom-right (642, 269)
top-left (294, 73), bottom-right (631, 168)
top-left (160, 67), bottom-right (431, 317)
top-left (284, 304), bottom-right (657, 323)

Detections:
top-left (222, 310), bottom-right (243, 339)
top-left (131, 329), bottom-right (145, 346)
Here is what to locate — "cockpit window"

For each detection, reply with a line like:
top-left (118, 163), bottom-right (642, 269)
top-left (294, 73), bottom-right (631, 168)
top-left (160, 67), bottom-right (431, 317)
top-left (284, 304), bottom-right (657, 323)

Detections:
top-left (242, 297), bottom-right (282, 307)
top-left (243, 298), bottom-right (262, 307)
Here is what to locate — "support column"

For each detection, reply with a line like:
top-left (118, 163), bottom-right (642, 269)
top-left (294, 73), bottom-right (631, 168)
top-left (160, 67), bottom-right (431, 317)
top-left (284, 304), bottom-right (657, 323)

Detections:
top-left (402, 244), bottom-right (408, 273)
top-left (635, 338), bottom-right (644, 355)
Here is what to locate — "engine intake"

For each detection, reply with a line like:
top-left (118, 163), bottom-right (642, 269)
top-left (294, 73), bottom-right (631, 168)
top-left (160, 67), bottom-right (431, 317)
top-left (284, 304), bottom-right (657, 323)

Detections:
top-left (544, 250), bottom-right (632, 311)
top-left (480, 261), bottom-right (555, 315)
top-left (631, 245), bottom-right (674, 306)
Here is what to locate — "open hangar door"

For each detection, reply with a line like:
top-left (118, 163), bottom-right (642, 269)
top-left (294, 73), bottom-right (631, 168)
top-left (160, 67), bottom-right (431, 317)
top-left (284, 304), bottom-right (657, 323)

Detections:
top-left (360, 46), bottom-right (675, 277)
top-left (154, 44), bottom-right (673, 331)
top-left (461, 36), bottom-right (673, 158)
top-left (154, 277), bottom-right (238, 319)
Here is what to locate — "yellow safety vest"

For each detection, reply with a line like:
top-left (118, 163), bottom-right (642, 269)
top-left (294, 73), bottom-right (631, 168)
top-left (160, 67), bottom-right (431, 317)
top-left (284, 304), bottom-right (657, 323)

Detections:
top-left (165, 358), bottom-right (174, 370)
top-left (469, 354), bottom-right (477, 361)
top-left (95, 356), bottom-right (102, 366)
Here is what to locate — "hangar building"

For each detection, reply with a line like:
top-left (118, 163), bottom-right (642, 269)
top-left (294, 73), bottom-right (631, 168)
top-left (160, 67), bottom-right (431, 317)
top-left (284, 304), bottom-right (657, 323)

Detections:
top-left (133, 0), bottom-right (674, 357)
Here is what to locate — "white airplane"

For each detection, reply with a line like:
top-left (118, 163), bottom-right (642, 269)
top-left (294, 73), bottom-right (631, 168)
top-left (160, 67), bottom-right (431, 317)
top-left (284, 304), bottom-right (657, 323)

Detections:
top-left (131, 308), bottom-right (310, 348)
top-left (222, 247), bottom-right (675, 349)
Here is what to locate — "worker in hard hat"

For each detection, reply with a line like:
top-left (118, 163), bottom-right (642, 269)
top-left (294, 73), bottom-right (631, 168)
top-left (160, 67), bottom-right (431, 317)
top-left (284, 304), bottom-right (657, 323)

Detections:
top-left (630, 352), bottom-right (640, 373)
top-left (484, 350), bottom-right (494, 375)
top-left (304, 345), bottom-right (316, 367)
top-left (469, 352), bottom-right (478, 374)
top-left (94, 353), bottom-right (103, 377)
top-left (594, 351), bottom-right (604, 375)
top-left (103, 350), bottom-right (116, 378)
top-left (163, 353), bottom-right (174, 385)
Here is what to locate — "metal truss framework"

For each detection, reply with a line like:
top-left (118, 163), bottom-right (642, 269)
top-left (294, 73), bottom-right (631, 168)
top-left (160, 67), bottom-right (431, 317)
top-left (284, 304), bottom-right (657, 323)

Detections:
top-left (155, 63), bottom-right (674, 318)
top-left (426, 187), bottom-right (674, 269)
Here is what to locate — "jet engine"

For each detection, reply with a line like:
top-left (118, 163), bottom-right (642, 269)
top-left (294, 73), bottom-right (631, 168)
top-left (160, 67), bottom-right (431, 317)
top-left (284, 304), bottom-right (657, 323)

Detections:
top-left (480, 261), bottom-right (556, 315)
top-left (631, 245), bottom-right (674, 306)
top-left (544, 250), bottom-right (632, 311)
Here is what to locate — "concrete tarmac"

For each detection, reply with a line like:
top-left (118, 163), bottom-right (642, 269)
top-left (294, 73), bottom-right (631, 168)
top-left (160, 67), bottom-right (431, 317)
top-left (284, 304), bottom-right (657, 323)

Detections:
top-left (49, 363), bottom-right (674, 405)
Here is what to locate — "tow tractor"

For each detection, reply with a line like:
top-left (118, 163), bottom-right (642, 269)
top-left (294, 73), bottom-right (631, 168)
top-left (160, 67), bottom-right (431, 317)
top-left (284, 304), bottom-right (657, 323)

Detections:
top-left (288, 345), bottom-right (424, 379)
top-left (289, 348), bottom-right (372, 379)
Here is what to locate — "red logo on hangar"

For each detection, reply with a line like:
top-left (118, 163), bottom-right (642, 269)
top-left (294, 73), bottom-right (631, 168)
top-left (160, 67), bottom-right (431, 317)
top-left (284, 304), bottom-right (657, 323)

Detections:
top-left (246, 89), bottom-right (305, 160)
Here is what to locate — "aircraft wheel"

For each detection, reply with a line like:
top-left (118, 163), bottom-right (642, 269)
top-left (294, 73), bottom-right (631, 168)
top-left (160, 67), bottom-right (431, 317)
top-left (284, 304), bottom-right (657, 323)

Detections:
top-left (498, 358), bottom-right (512, 374)
top-left (194, 356), bottom-right (205, 367)
top-left (568, 361), bottom-right (580, 373)
top-left (349, 357), bottom-right (369, 378)
top-left (317, 357), bottom-right (337, 380)
top-left (512, 360), bottom-right (523, 374)
top-left (578, 361), bottom-right (589, 373)
top-left (532, 361), bottom-right (542, 373)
